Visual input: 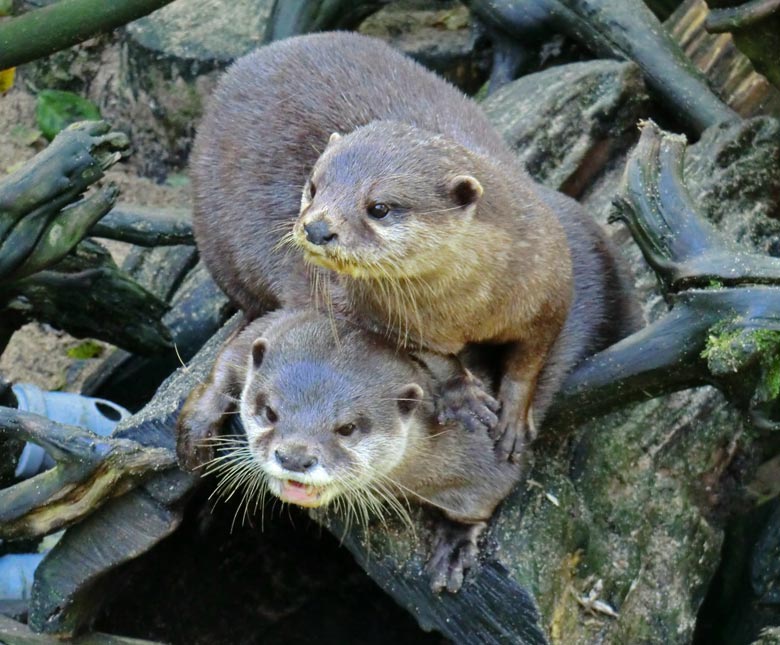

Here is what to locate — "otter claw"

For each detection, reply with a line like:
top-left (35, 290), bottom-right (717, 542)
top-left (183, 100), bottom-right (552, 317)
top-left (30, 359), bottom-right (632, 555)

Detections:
top-left (436, 369), bottom-right (499, 433)
top-left (426, 520), bottom-right (485, 594)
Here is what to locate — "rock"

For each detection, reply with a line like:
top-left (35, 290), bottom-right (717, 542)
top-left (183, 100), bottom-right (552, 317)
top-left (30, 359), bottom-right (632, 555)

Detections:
top-left (482, 59), bottom-right (650, 196)
top-left (358, 1), bottom-right (490, 94)
top-left (685, 117), bottom-right (780, 257)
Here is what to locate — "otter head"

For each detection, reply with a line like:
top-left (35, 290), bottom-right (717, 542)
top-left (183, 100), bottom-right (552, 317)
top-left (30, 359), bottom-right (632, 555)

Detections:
top-left (292, 121), bottom-right (484, 280)
top-left (238, 319), bottom-right (426, 509)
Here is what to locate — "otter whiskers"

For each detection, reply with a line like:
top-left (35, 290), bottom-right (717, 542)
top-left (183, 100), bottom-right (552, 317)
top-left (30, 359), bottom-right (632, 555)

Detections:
top-left (198, 435), bottom-right (419, 541)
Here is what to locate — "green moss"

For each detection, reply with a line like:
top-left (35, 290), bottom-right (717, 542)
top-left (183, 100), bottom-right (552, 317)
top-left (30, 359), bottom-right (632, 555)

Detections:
top-left (36, 90), bottom-right (101, 140)
top-left (66, 340), bottom-right (103, 360)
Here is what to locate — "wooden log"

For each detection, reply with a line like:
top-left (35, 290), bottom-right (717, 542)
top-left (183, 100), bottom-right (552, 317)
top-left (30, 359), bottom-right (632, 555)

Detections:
top-left (2, 240), bottom-right (172, 356)
top-left (91, 203), bottom-right (194, 247)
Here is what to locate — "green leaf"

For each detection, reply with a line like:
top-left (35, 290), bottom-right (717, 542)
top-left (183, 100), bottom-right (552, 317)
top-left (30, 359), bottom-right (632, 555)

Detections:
top-left (66, 339), bottom-right (104, 359)
top-left (36, 90), bottom-right (101, 141)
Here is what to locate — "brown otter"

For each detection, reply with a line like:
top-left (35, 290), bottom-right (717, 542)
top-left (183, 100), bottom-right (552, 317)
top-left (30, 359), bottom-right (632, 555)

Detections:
top-left (192, 32), bottom-right (579, 461)
top-left (178, 308), bottom-right (522, 593)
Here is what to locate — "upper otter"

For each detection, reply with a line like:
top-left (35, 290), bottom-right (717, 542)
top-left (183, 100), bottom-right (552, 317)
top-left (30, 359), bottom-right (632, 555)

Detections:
top-left (178, 308), bottom-right (521, 592)
top-left (193, 32), bottom-right (578, 460)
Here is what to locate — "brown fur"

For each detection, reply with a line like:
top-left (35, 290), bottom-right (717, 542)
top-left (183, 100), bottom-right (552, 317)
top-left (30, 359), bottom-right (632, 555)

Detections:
top-left (191, 32), bottom-right (639, 462)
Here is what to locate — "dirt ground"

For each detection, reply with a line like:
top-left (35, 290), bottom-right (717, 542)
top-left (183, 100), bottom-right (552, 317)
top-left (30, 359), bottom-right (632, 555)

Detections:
top-left (0, 81), bottom-right (190, 393)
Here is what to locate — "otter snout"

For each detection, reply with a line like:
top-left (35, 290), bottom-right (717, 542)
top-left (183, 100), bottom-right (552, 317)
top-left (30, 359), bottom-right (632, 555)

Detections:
top-left (274, 446), bottom-right (319, 472)
top-left (304, 219), bottom-right (337, 246)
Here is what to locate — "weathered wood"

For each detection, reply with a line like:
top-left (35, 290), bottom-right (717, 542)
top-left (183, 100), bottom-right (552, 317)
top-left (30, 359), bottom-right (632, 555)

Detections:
top-left (465, 0), bottom-right (737, 133)
top-left (0, 614), bottom-right (166, 645)
top-left (666, 0), bottom-right (780, 117)
top-left (0, 407), bottom-right (175, 540)
top-left (263, 0), bottom-right (389, 43)
top-left (0, 121), bottom-right (127, 282)
top-left (705, 0), bottom-right (780, 90)
top-left (91, 203), bottom-right (194, 247)
top-left (83, 259), bottom-right (233, 411)
top-left (26, 322), bottom-right (238, 636)
top-left (2, 240), bottom-right (172, 356)
top-left (554, 120), bottom-right (780, 429)
top-left (483, 60), bottom-right (649, 196)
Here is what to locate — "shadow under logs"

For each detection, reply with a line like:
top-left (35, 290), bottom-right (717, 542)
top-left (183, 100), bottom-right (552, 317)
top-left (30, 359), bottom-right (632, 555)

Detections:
top-left (94, 480), bottom-right (442, 645)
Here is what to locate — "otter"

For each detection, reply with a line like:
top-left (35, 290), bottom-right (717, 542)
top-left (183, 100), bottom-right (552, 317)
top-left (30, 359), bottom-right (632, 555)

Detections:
top-left (180, 30), bottom-right (639, 594)
top-left (192, 32), bottom-right (579, 461)
top-left (177, 308), bottom-right (522, 593)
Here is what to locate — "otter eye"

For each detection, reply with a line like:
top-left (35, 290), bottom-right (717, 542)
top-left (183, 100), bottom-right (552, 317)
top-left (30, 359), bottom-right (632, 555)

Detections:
top-left (265, 406), bottom-right (278, 423)
top-left (335, 423), bottom-right (356, 437)
top-left (308, 181), bottom-right (316, 198)
top-left (367, 202), bottom-right (390, 219)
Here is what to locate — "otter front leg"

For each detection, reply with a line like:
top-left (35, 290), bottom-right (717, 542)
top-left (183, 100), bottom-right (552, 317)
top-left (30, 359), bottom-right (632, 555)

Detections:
top-left (491, 341), bottom-right (547, 462)
top-left (414, 352), bottom-right (499, 433)
top-left (425, 518), bottom-right (486, 593)
top-left (435, 366), bottom-right (500, 433)
top-left (176, 326), bottom-right (256, 471)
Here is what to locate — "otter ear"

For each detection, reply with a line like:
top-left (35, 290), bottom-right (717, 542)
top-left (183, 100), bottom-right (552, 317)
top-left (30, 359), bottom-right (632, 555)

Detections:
top-left (397, 383), bottom-right (424, 418)
top-left (328, 132), bottom-right (342, 146)
top-left (251, 338), bottom-right (268, 369)
top-left (448, 174), bottom-right (483, 207)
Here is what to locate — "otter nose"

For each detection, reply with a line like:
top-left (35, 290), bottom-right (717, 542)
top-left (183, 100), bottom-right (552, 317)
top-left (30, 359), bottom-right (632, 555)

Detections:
top-left (274, 448), bottom-right (319, 472)
top-left (304, 220), bottom-right (337, 246)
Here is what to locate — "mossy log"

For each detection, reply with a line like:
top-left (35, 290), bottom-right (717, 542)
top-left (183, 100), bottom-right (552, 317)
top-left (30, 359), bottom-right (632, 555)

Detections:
top-left (1, 239), bottom-right (172, 356)
top-left (0, 121), bottom-right (127, 283)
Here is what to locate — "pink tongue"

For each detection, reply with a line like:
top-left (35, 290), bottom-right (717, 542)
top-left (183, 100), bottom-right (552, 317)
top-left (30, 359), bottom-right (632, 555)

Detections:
top-left (280, 481), bottom-right (320, 506)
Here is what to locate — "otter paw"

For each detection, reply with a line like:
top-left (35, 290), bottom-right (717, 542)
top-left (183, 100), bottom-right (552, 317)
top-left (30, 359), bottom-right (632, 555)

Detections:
top-left (436, 369), bottom-right (499, 433)
top-left (425, 520), bottom-right (486, 594)
top-left (176, 385), bottom-right (231, 472)
top-left (176, 411), bottom-right (219, 472)
top-left (491, 413), bottom-right (526, 464)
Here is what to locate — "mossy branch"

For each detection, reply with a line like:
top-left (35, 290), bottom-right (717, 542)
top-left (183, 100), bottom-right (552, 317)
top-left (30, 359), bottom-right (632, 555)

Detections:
top-left (553, 121), bottom-right (780, 430)
top-left (0, 0), bottom-right (176, 70)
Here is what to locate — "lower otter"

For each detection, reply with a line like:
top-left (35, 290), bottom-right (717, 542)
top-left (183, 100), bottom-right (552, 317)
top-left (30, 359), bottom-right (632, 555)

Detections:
top-left (192, 32), bottom-right (576, 461)
top-left (178, 308), bottom-right (521, 593)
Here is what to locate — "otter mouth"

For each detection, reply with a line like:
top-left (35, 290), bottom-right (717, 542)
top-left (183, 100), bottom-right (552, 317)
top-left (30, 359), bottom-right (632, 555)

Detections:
top-left (277, 479), bottom-right (328, 508)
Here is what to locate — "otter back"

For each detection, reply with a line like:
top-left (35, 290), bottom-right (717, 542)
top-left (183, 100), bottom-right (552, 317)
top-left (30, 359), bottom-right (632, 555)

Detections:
top-left (192, 31), bottom-right (519, 317)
